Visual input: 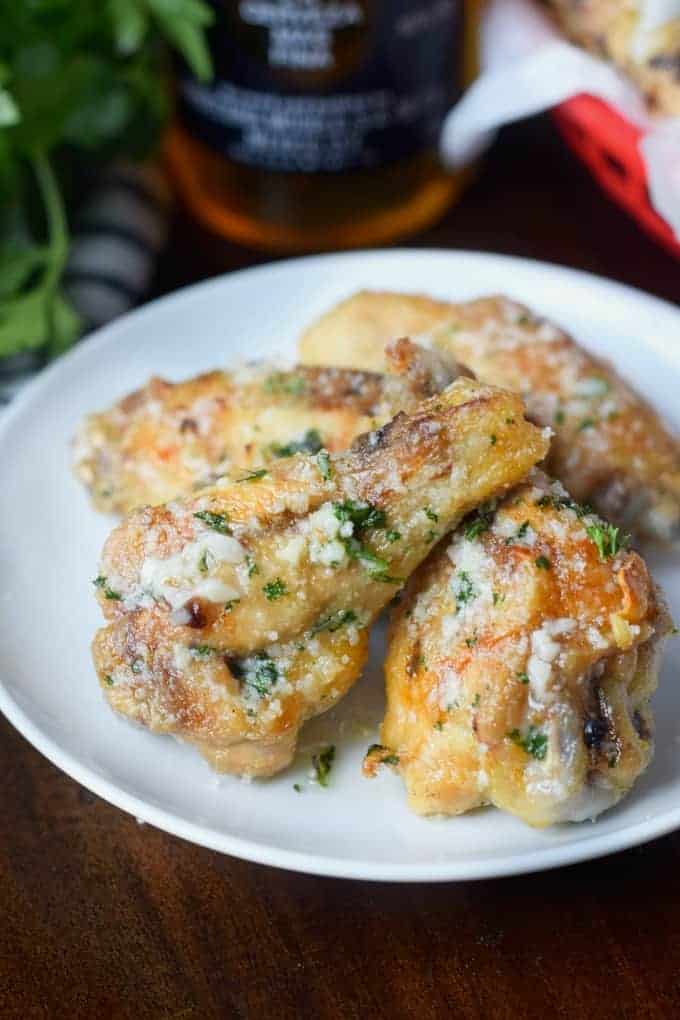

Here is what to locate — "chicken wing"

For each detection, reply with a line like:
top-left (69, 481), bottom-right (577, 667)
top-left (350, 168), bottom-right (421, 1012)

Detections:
top-left (92, 378), bottom-right (549, 777)
top-left (74, 340), bottom-right (459, 514)
top-left (376, 471), bottom-right (672, 827)
top-left (299, 290), bottom-right (680, 545)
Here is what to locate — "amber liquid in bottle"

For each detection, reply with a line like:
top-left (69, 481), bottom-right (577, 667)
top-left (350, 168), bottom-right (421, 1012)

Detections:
top-left (167, 1), bottom-right (477, 251)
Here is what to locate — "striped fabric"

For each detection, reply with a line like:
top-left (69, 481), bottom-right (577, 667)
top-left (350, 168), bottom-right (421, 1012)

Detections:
top-left (0, 161), bottom-right (171, 409)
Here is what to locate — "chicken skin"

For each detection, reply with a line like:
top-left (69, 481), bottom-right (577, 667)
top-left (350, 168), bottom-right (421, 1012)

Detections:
top-left (92, 378), bottom-right (549, 777)
top-left (299, 291), bottom-right (680, 545)
top-left (376, 471), bottom-right (672, 828)
top-left (74, 340), bottom-right (458, 514)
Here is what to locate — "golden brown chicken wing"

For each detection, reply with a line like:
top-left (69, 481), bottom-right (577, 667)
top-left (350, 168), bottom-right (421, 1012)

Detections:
top-left (92, 378), bottom-right (549, 777)
top-left (376, 471), bottom-right (672, 827)
top-left (543, 0), bottom-right (680, 116)
top-left (299, 290), bottom-right (680, 545)
top-left (74, 340), bottom-right (458, 514)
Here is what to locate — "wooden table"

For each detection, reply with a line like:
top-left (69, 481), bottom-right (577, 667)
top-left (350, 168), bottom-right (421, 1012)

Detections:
top-left (2, 115), bottom-right (679, 1019)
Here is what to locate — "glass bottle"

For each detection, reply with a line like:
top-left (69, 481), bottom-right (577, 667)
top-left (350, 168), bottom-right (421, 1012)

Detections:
top-left (166, 1), bottom-right (479, 251)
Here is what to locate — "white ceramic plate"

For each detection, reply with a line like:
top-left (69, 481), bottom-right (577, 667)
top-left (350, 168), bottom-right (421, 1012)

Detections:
top-left (1, 250), bottom-right (679, 882)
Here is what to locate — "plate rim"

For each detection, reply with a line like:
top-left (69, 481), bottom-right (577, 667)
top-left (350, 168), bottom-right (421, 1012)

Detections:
top-left (1, 247), bottom-right (679, 882)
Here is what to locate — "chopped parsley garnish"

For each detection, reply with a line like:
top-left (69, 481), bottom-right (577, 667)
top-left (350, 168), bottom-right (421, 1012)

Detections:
top-left (293, 783), bottom-right (302, 793)
top-left (236, 468), bottom-right (268, 483)
top-left (193, 510), bottom-right (231, 534)
top-left (316, 449), bottom-right (332, 480)
top-left (198, 550), bottom-right (209, 574)
top-left (263, 577), bottom-right (287, 601)
top-left (270, 428), bottom-right (323, 458)
top-left (312, 745), bottom-right (335, 787)
top-left (535, 555), bottom-right (551, 570)
top-left (516, 520), bottom-right (530, 540)
top-left (224, 599), bottom-right (240, 613)
top-left (264, 372), bottom-right (306, 397)
top-left (103, 674), bottom-right (114, 687)
top-left (554, 409), bottom-right (565, 425)
top-left (385, 530), bottom-right (401, 543)
top-left (508, 726), bottom-right (548, 760)
top-left (586, 522), bottom-right (627, 561)
top-left (463, 507), bottom-right (494, 540)
top-left (490, 434), bottom-right (497, 446)
top-left (465, 633), bottom-right (478, 648)
top-left (333, 500), bottom-right (386, 531)
top-left (343, 538), bottom-right (401, 584)
top-left (578, 417), bottom-right (596, 431)
top-left (454, 570), bottom-right (476, 611)
top-left (535, 492), bottom-right (592, 517)
top-left (423, 506), bottom-right (438, 523)
top-left (191, 644), bottom-right (215, 658)
top-left (93, 575), bottom-right (122, 600)
top-left (492, 591), bottom-right (505, 606)
top-left (309, 609), bottom-right (357, 636)
top-left (246, 554), bottom-right (258, 577)
top-left (366, 744), bottom-right (399, 766)
top-left (516, 671), bottom-right (529, 684)
top-left (425, 530), bottom-right (438, 544)
top-left (471, 693), bottom-right (481, 708)
top-left (232, 652), bottom-right (280, 697)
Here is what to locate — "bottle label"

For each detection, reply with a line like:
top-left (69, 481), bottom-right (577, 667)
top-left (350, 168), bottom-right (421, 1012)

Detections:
top-left (178, 1), bottom-right (464, 173)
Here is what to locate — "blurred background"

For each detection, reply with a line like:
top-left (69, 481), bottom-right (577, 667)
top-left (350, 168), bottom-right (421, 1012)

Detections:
top-left (1, 0), bottom-right (678, 403)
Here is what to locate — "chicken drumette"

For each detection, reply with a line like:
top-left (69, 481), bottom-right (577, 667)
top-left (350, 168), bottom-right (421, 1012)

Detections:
top-left (92, 378), bottom-right (548, 777)
top-left (375, 471), bottom-right (672, 827)
top-left (299, 291), bottom-right (680, 545)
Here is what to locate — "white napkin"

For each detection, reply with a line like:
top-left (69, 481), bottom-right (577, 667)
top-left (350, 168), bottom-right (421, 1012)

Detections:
top-left (441, 0), bottom-right (680, 242)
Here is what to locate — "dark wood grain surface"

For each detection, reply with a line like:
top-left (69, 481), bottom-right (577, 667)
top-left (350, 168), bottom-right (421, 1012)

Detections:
top-left (2, 115), bottom-right (679, 1020)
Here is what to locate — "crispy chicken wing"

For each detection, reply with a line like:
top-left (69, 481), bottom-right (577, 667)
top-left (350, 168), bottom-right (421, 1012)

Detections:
top-left (543, 0), bottom-right (680, 117)
top-left (92, 378), bottom-right (549, 777)
top-left (299, 290), bottom-right (680, 545)
top-left (376, 471), bottom-right (672, 827)
top-left (74, 341), bottom-right (459, 514)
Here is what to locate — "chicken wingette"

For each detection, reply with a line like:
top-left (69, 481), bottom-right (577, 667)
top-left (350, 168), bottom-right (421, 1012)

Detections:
top-left (299, 290), bottom-right (680, 545)
top-left (92, 378), bottom-right (549, 777)
top-left (374, 471), bottom-right (672, 827)
top-left (74, 339), bottom-right (459, 514)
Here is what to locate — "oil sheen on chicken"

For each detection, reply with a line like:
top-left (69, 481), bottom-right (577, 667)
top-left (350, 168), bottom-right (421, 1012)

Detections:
top-left (299, 290), bottom-right (680, 546)
top-left (74, 339), bottom-right (460, 514)
top-left (376, 471), bottom-right (672, 827)
top-left (92, 378), bottom-right (549, 777)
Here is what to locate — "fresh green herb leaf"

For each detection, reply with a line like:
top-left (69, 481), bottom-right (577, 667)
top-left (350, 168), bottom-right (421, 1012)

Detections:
top-left (508, 726), bottom-right (548, 760)
top-left (490, 434), bottom-right (497, 446)
top-left (463, 507), bottom-right (494, 540)
top-left (516, 520), bottom-right (530, 540)
top-left (263, 577), bottom-right (287, 601)
top-left (270, 428), bottom-right (322, 458)
top-left (492, 591), bottom-right (504, 606)
top-left (316, 449), bottom-right (332, 480)
top-left (93, 574), bottom-right (121, 600)
top-left (516, 671), bottom-right (529, 684)
top-left (423, 506), bottom-right (438, 523)
top-left (385, 530), bottom-right (401, 543)
top-left (309, 609), bottom-right (358, 636)
top-left (191, 644), bottom-right (215, 657)
top-left (312, 745), bottom-right (335, 787)
top-left (333, 500), bottom-right (386, 531)
top-left (193, 510), bottom-right (231, 534)
top-left (586, 522), bottom-right (627, 561)
top-left (293, 783), bottom-right (302, 793)
top-left (554, 409), bottom-right (565, 425)
top-left (246, 554), bottom-right (258, 577)
top-left (454, 570), bottom-right (476, 611)
top-left (103, 674), bottom-right (114, 687)
top-left (535, 556), bottom-right (551, 570)
top-left (236, 468), bottom-right (267, 483)
top-left (198, 549), bottom-right (209, 574)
